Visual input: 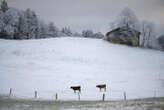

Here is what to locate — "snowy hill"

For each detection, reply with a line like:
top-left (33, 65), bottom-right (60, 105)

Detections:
top-left (0, 37), bottom-right (164, 100)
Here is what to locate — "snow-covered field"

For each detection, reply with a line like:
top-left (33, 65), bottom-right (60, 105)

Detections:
top-left (0, 37), bottom-right (164, 100)
top-left (0, 97), bottom-right (164, 110)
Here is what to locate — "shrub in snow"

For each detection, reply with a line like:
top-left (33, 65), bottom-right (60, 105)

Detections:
top-left (82, 30), bottom-right (94, 38)
top-left (82, 30), bottom-right (104, 39)
top-left (73, 32), bottom-right (82, 37)
top-left (93, 32), bottom-right (104, 39)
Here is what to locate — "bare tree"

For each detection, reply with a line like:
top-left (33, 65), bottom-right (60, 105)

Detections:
top-left (110, 7), bottom-right (140, 31)
top-left (140, 20), bottom-right (155, 48)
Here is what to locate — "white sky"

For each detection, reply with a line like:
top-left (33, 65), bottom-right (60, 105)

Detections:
top-left (7, 0), bottom-right (164, 33)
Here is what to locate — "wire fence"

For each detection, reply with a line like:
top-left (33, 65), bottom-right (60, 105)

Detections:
top-left (1, 87), bottom-right (164, 101)
top-left (1, 72), bottom-right (164, 101)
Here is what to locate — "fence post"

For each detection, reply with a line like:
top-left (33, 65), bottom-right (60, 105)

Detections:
top-left (102, 93), bottom-right (105, 101)
top-left (154, 90), bottom-right (156, 98)
top-left (56, 93), bottom-right (58, 100)
top-left (123, 92), bottom-right (126, 101)
top-left (9, 88), bottom-right (12, 97)
top-left (78, 92), bottom-right (80, 101)
top-left (34, 91), bottom-right (37, 98)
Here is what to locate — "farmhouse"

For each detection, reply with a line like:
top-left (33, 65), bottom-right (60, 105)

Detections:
top-left (105, 26), bottom-right (140, 46)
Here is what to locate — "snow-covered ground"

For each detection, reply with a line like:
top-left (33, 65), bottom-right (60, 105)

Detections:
top-left (0, 37), bottom-right (164, 100)
top-left (0, 97), bottom-right (164, 110)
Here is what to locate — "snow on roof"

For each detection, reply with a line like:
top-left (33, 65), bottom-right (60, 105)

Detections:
top-left (106, 26), bottom-right (140, 37)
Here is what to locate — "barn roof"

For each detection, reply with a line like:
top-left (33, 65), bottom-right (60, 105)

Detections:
top-left (106, 26), bottom-right (140, 37)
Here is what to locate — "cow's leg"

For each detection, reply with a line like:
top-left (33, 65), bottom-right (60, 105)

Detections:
top-left (74, 90), bottom-right (76, 93)
top-left (104, 87), bottom-right (106, 92)
top-left (100, 88), bottom-right (101, 92)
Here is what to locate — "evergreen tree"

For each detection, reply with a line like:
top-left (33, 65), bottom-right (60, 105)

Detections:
top-left (24, 8), bottom-right (39, 39)
top-left (17, 13), bottom-right (28, 39)
top-left (0, 10), bottom-right (5, 38)
top-left (38, 21), bottom-right (48, 38)
top-left (61, 27), bottom-right (72, 36)
top-left (48, 22), bottom-right (59, 37)
top-left (1, 0), bottom-right (8, 12)
top-left (82, 30), bottom-right (94, 38)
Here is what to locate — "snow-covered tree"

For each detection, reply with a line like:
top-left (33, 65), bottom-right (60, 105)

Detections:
top-left (17, 12), bottom-right (28, 39)
top-left (0, 7), bottom-right (21, 39)
top-left (82, 30), bottom-right (104, 39)
top-left (0, 10), bottom-right (5, 36)
top-left (140, 20), bottom-right (155, 48)
top-left (82, 30), bottom-right (94, 38)
top-left (24, 8), bottom-right (39, 39)
top-left (4, 24), bottom-right (15, 39)
top-left (61, 27), bottom-right (72, 36)
top-left (93, 32), bottom-right (104, 39)
top-left (1, 0), bottom-right (8, 12)
top-left (0, 0), bottom-right (62, 39)
top-left (37, 21), bottom-right (48, 38)
top-left (48, 22), bottom-right (59, 37)
top-left (73, 32), bottom-right (82, 37)
top-left (108, 7), bottom-right (160, 49)
top-left (110, 7), bottom-right (140, 31)
top-left (4, 8), bottom-right (21, 39)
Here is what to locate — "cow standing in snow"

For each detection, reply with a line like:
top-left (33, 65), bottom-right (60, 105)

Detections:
top-left (70, 86), bottom-right (81, 93)
top-left (96, 84), bottom-right (106, 92)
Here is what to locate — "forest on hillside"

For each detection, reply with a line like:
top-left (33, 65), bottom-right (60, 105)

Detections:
top-left (0, 0), bottom-right (104, 40)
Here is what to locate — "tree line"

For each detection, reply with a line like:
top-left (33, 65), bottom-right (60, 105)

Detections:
top-left (0, 0), bottom-right (104, 40)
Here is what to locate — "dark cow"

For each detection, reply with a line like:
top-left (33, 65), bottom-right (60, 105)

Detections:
top-left (70, 86), bottom-right (81, 93)
top-left (96, 84), bottom-right (106, 92)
